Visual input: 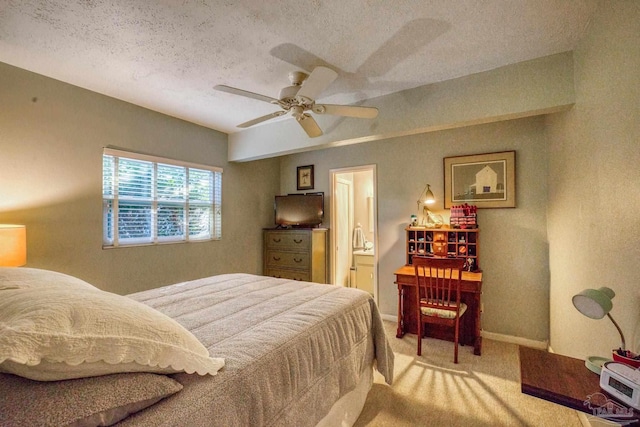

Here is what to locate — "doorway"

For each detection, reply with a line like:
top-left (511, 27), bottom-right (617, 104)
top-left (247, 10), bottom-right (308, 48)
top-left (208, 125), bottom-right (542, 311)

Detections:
top-left (330, 165), bottom-right (377, 302)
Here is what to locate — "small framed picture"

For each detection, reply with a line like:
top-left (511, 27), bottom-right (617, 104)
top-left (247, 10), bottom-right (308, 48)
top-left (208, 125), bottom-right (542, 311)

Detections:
top-left (297, 165), bottom-right (314, 190)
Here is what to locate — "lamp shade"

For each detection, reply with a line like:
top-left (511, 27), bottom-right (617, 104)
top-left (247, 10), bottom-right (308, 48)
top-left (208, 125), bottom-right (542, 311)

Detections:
top-left (423, 184), bottom-right (435, 204)
top-left (0, 224), bottom-right (27, 267)
top-left (572, 287), bottom-right (615, 319)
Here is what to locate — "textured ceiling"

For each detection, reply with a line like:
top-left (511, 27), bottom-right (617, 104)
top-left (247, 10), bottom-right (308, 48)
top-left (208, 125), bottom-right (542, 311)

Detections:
top-left (0, 1), bottom-right (596, 135)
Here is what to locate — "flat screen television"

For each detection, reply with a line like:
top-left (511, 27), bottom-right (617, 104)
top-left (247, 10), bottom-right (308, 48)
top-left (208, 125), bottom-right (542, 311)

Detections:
top-left (275, 193), bottom-right (324, 227)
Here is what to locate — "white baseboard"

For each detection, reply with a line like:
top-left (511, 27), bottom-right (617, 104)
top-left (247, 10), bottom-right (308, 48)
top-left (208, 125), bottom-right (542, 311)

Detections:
top-left (381, 314), bottom-right (396, 323)
top-left (380, 314), bottom-right (549, 350)
top-left (481, 330), bottom-right (548, 350)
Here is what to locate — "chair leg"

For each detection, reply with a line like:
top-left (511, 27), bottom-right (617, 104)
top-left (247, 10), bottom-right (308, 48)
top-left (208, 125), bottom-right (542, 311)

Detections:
top-left (417, 318), bottom-right (422, 356)
top-left (453, 317), bottom-right (459, 364)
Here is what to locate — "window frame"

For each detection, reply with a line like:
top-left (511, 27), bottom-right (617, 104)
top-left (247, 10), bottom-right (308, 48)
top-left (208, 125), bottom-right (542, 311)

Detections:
top-left (102, 148), bottom-right (222, 248)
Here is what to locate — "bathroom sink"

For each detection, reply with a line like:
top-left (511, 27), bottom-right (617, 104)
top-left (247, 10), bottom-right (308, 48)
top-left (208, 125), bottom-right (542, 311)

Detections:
top-left (353, 249), bottom-right (374, 256)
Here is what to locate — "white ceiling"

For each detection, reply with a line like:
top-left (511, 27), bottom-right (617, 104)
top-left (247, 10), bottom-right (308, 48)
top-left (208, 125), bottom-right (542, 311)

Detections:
top-left (0, 1), bottom-right (596, 135)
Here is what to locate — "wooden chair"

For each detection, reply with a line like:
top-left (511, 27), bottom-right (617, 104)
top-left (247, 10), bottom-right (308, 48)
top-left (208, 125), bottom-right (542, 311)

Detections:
top-left (413, 256), bottom-right (467, 363)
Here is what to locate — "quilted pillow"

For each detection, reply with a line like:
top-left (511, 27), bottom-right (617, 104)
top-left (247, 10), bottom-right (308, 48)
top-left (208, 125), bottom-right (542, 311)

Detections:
top-left (0, 267), bottom-right (224, 381)
top-left (0, 372), bottom-right (182, 427)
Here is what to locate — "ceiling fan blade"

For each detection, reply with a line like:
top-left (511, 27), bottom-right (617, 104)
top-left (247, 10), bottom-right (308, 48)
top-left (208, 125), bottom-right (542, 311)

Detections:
top-left (237, 111), bottom-right (287, 128)
top-left (296, 113), bottom-right (323, 138)
top-left (295, 66), bottom-right (338, 101)
top-left (214, 85), bottom-right (278, 104)
top-left (312, 104), bottom-right (378, 119)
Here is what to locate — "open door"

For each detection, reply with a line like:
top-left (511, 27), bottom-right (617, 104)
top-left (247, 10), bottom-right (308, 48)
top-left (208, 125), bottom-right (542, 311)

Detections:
top-left (330, 165), bottom-right (377, 302)
top-left (334, 177), bottom-right (352, 287)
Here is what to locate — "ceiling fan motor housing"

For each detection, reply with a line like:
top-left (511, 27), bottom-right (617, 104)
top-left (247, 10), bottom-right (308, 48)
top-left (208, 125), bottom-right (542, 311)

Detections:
top-left (279, 71), bottom-right (308, 103)
top-left (278, 85), bottom-right (301, 103)
top-left (288, 71), bottom-right (308, 86)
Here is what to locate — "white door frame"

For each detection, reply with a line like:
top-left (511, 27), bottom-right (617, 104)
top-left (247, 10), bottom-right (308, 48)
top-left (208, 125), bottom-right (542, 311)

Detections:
top-left (330, 165), bottom-right (378, 303)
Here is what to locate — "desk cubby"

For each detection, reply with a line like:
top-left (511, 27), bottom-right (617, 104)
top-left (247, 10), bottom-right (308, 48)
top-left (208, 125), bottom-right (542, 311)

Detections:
top-left (405, 226), bottom-right (480, 271)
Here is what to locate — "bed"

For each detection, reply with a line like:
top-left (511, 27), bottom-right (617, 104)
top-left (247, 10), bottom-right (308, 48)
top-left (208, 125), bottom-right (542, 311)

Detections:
top-left (0, 268), bottom-right (394, 427)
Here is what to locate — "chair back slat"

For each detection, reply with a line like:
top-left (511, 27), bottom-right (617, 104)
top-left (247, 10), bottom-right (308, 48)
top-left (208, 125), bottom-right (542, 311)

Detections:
top-left (413, 257), bottom-right (465, 313)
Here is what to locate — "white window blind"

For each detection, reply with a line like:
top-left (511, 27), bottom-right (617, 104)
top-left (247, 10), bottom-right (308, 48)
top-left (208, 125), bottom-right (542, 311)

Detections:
top-left (102, 148), bottom-right (222, 247)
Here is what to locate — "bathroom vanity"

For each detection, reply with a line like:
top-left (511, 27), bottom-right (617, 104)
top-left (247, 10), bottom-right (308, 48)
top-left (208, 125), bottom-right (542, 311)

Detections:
top-left (353, 250), bottom-right (374, 295)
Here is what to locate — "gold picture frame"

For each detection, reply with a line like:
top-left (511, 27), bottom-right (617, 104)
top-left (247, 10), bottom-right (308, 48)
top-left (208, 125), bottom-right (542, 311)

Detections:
top-left (297, 165), bottom-right (314, 190)
top-left (444, 151), bottom-right (516, 208)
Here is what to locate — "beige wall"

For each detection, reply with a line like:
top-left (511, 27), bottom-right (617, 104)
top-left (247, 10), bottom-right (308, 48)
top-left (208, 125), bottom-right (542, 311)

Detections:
top-left (280, 116), bottom-right (551, 341)
top-left (3, 0), bottom-right (637, 353)
top-left (0, 62), bottom-right (280, 295)
top-left (546, 1), bottom-right (640, 359)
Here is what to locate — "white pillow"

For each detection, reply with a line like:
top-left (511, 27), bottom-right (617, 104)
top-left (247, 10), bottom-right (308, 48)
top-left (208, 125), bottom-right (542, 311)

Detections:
top-left (0, 266), bottom-right (99, 291)
top-left (0, 267), bottom-right (224, 381)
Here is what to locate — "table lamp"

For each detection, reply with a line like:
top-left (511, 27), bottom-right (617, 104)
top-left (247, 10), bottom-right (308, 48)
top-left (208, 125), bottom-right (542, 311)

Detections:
top-left (416, 184), bottom-right (442, 226)
top-left (0, 224), bottom-right (27, 267)
top-left (416, 183), bottom-right (435, 211)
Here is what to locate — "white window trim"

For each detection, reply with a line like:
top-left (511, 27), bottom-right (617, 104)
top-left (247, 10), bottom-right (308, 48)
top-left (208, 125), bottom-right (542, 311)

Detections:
top-left (103, 148), bottom-right (223, 174)
top-left (103, 147), bottom-right (222, 248)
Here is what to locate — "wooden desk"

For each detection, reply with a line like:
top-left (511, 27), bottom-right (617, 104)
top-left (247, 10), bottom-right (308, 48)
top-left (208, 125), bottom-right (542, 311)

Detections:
top-left (394, 265), bottom-right (483, 356)
top-left (520, 346), bottom-right (640, 424)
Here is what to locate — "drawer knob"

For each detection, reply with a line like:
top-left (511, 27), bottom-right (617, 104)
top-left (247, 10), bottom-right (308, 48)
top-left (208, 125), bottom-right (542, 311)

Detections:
top-left (273, 238), bottom-right (281, 243)
top-left (294, 258), bottom-right (302, 263)
top-left (293, 239), bottom-right (302, 244)
top-left (273, 256), bottom-right (281, 261)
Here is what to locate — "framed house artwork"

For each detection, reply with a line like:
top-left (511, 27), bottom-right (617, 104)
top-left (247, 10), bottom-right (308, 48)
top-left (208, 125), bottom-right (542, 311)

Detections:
top-left (297, 165), bottom-right (314, 190)
top-left (444, 151), bottom-right (516, 208)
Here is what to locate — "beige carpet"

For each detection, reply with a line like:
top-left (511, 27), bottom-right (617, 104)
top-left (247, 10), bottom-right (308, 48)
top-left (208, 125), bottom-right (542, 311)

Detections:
top-left (355, 321), bottom-right (582, 427)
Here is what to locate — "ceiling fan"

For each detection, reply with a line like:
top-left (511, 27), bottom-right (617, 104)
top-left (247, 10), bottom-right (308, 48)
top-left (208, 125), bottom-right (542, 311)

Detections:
top-left (214, 66), bottom-right (378, 138)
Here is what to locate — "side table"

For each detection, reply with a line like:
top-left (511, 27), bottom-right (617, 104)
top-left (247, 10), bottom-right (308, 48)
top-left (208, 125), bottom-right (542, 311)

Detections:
top-left (519, 346), bottom-right (639, 425)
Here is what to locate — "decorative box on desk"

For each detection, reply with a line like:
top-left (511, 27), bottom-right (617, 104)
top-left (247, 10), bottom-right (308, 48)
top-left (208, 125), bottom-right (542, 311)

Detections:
top-left (263, 228), bottom-right (328, 283)
top-left (405, 226), bottom-right (480, 272)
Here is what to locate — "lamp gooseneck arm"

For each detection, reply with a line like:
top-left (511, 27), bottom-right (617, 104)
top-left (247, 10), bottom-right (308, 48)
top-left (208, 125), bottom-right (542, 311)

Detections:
top-left (416, 184), bottom-right (429, 225)
top-left (607, 312), bottom-right (626, 351)
top-left (417, 183), bottom-right (430, 205)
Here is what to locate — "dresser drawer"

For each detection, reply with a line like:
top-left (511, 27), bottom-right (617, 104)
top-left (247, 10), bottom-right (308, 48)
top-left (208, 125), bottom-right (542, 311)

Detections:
top-left (265, 250), bottom-right (310, 269)
top-left (265, 232), bottom-right (310, 250)
top-left (265, 268), bottom-right (310, 282)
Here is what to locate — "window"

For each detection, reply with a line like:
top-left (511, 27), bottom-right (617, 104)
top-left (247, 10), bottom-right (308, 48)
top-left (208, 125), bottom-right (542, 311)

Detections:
top-left (102, 148), bottom-right (222, 247)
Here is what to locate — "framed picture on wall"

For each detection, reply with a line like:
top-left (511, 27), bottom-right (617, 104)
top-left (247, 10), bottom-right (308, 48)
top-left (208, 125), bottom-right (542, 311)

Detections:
top-left (444, 151), bottom-right (516, 208)
top-left (297, 165), bottom-right (314, 190)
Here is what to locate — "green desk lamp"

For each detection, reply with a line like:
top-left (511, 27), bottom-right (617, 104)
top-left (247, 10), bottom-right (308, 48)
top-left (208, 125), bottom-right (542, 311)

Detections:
top-left (572, 287), bottom-right (625, 351)
top-left (572, 287), bottom-right (626, 374)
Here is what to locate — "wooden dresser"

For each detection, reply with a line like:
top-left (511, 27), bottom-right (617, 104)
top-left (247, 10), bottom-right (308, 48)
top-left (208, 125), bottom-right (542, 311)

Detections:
top-left (263, 228), bottom-right (328, 283)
